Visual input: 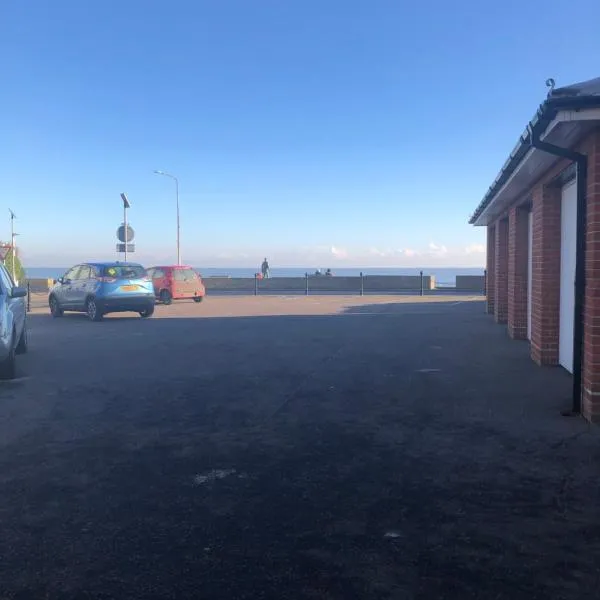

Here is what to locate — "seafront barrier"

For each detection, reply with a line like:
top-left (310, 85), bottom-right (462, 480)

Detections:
top-left (25, 274), bottom-right (486, 295)
top-left (203, 275), bottom-right (435, 293)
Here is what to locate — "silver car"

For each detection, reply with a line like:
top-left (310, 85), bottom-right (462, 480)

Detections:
top-left (0, 263), bottom-right (28, 379)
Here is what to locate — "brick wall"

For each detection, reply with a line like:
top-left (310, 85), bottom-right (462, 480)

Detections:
top-left (530, 184), bottom-right (561, 366)
top-left (486, 225), bottom-right (495, 314)
top-left (476, 125), bottom-right (600, 424)
top-left (494, 219), bottom-right (508, 324)
top-left (583, 130), bottom-right (600, 421)
top-left (508, 206), bottom-right (529, 339)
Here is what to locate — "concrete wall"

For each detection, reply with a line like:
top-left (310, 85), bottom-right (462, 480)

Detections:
top-left (455, 275), bottom-right (485, 292)
top-left (26, 278), bottom-right (54, 292)
top-left (203, 275), bottom-right (434, 293)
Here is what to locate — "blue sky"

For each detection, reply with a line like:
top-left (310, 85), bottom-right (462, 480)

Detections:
top-left (1, 0), bottom-right (599, 268)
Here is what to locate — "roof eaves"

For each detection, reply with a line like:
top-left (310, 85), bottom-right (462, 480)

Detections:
top-left (469, 92), bottom-right (600, 225)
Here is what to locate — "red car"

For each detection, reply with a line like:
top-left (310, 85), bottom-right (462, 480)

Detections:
top-left (146, 266), bottom-right (206, 305)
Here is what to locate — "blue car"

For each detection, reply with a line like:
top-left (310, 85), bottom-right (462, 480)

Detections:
top-left (49, 262), bottom-right (156, 321)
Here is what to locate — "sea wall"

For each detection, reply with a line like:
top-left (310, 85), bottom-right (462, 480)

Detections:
top-left (26, 278), bottom-right (55, 292)
top-left (203, 275), bottom-right (435, 293)
top-left (455, 275), bottom-right (485, 291)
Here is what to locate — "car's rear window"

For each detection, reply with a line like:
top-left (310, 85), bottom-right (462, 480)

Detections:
top-left (103, 265), bottom-right (146, 279)
top-left (173, 269), bottom-right (198, 280)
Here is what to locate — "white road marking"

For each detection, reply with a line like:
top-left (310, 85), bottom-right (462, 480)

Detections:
top-left (339, 311), bottom-right (449, 316)
top-left (193, 469), bottom-right (237, 486)
top-left (0, 376), bottom-right (32, 384)
top-left (416, 368), bottom-right (441, 373)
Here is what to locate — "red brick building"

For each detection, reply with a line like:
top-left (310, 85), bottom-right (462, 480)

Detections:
top-left (470, 77), bottom-right (600, 422)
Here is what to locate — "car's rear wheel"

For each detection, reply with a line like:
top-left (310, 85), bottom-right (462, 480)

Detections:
top-left (193, 296), bottom-right (204, 303)
top-left (49, 295), bottom-right (63, 318)
top-left (160, 290), bottom-right (172, 305)
top-left (86, 297), bottom-right (103, 322)
top-left (140, 305), bottom-right (155, 318)
top-left (0, 329), bottom-right (17, 380)
top-left (16, 323), bottom-right (28, 355)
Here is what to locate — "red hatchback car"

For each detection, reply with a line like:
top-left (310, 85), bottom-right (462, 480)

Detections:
top-left (146, 266), bottom-right (206, 305)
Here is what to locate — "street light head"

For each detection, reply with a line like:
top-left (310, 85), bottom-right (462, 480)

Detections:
top-left (154, 169), bottom-right (177, 181)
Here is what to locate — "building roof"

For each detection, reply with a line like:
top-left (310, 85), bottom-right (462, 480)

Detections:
top-left (469, 77), bottom-right (600, 225)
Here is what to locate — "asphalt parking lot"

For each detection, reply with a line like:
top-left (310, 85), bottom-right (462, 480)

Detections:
top-left (1, 295), bottom-right (599, 599)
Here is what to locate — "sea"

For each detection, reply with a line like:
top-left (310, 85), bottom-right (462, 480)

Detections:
top-left (26, 267), bottom-right (484, 288)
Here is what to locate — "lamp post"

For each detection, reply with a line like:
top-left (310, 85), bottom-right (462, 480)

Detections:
top-left (9, 209), bottom-right (17, 284)
top-left (153, 170), bottom-right (180, 265)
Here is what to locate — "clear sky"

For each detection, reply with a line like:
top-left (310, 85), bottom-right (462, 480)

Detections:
top-left (2, 0), bottom-right (599, 268)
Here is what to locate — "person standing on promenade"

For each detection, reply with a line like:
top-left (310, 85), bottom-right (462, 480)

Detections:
top-left (261, 258), bottom-right (270, 279)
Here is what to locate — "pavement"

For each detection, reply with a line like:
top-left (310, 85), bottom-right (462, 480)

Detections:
top-left (1, 295), bottom-right (599, 599)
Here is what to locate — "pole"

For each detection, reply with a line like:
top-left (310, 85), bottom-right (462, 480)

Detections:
top-left (154, 171), bottom-right (181, 265)
top-left (154, 170), bottom-right (181, 265)
top-left (175, 177), bottom-right (181, 266)
top-left (9, 210), bottom-right (15, 284)
top-left (305, 272), bottom-right (309, 296)
top-left (254, 273), bottom-right (258, 296)
top-left (420, 270), bottom-right (424, 297)
top-left (123, 203), bottom-right (128, 263)
top-left (360, 272), bottom-right (364, 296)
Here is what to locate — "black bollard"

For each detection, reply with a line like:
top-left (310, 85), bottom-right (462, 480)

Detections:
top-left (360, 272), bottom-right (364, 296)
top-left (305, 272), bottom-right (309, 296)
top-left (420, 270), bottom-right (424, 296)
top-left (254, 273), bottom-right (258, 296)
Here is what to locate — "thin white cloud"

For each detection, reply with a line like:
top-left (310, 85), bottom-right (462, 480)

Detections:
top-left (428, 242), bottom-right (448, 256)
top-left (369, 247), bottom-right (419, 258)
top-left (464, 243), bottom-right (485, 254)
top-left (330, 246), bottom-right (348, 259)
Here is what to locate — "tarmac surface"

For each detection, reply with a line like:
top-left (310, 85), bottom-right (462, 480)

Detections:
top-left (1, 295), bottom-right (599, 599)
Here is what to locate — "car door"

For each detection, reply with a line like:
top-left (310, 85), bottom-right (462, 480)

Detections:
top-left (70, 265), bottom-right (93, 308)
top-left (58, 266), bottom-right (82, 308)
top-left (173, 268), bottom-right (197, 297)
top-left (151, 268), bottom-right (165, 295)
top-left (0, 265), bottom-right (24, 343)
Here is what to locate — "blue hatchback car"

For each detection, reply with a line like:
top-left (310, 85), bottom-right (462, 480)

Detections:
top-left (49, 262), bottom-right (156, 321)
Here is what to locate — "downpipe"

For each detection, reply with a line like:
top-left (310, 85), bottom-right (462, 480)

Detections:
top-left (527, 124), bottom-right (587, 416)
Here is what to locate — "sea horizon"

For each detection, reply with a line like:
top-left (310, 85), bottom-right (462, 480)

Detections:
top-left (26, 266), bottom-right (484, 287)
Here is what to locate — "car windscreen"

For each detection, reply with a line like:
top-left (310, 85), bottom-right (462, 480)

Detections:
top-left (102, 265), bottom-right (146, 279)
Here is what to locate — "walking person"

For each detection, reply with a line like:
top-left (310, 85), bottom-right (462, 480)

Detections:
top-left (261, 258), bottom-right (270, 279)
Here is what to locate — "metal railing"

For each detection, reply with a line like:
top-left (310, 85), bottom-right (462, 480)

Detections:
top-left (251, 272), bottom-right (431, 297)
top-left (24, 273), bottom-right (486, 311)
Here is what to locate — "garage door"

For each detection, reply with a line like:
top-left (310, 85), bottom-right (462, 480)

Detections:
top-left (527, 211), bottom-right (532, 340)
top-left (560, 181), bottom-right (577, 372)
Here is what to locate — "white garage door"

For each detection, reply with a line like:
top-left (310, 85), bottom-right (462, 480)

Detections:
top-left (560, 181), bottom-right (577, 372)
top-left (527, 211), bottom-right (532, 340)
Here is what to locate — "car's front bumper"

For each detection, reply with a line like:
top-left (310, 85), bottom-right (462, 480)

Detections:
top-left (97, 294), bottom-right (155, 313)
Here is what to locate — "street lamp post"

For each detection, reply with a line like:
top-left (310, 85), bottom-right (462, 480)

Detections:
top-left (153, 170), bottom-right (181, 266)
top-left (9, 209), bottom-right (17, 284)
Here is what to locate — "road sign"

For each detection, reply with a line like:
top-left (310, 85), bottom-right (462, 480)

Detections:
top-left (117, 225), bottom-right (135, 243)
top-left (116, 243), bottom-right (135, 253)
